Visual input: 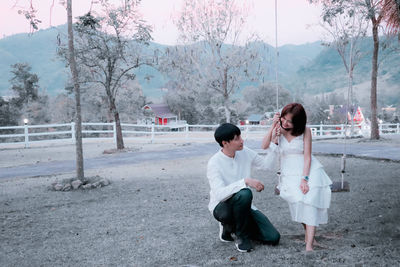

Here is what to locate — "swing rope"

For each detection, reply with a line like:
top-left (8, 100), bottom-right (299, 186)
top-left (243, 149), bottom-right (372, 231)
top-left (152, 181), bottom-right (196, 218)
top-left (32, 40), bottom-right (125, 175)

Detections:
top-left (274, 0), bottom-right (282, 193)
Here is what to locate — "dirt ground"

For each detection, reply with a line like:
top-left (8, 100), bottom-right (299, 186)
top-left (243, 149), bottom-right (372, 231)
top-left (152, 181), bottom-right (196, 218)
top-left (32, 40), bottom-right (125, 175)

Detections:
top-left (1, 140), bottom-right (399, 267)
top-left (0, 139), bottom-right (192, 168)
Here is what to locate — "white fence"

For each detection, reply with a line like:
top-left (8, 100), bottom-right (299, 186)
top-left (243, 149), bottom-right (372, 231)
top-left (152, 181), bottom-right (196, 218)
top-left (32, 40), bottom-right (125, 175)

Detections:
top-left (0, 122), bottom-right (399, 147)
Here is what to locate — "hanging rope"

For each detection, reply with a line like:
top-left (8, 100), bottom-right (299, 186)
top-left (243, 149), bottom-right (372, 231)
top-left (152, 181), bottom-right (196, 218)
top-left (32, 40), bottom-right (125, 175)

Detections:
top-left (275, 0), bottom-right (279, 112)
top-left (274, 0), bottom-right (281, 194)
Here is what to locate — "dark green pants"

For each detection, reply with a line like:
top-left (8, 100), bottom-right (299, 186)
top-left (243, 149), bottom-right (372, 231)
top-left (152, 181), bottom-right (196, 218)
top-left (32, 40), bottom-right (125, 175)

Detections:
top-left (213, 188), bottom-right (280, 245)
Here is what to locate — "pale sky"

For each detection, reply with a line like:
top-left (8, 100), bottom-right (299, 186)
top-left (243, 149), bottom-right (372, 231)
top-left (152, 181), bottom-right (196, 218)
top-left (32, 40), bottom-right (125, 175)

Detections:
top-left (0, 0), bottom-right (324, 46)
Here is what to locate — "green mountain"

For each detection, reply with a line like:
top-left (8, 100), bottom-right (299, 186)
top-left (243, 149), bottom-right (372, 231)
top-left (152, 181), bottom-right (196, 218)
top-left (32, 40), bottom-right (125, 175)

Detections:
top-left (0, 27), bottom-right (67, 96)
top-left (259, 41), bottom-right (324, 90)
top-left (293, 37), bottom-right (400, 107)
top-left (0, 25), bottom-right (323, 99)
top-left (0, 25), bottom-right (398, 107)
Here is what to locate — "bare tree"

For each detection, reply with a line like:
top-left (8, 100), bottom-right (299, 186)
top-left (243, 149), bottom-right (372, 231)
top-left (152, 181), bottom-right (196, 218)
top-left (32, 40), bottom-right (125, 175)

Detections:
top-left (67, 0), bottom-right (84, 179)
top-left (115, 81), bottom-right (146, 123)
top-left (49, 93), bottom-right (75, 123)
top-left (365, 0), bottom-right (385, 139)
top-left (16, 0), bottom-right (85, 179)
top-left (242, 83), bottom-right (292, 114)
top-left (320, 1), bottom-right (369, 133)
top-left (76, 79), bottom-right (146, 123)
top-left (311, 0), bottom-right (387, 139)
top-left (165, 0), bottom-right (263, 123)
top-left (65, 2), bottom-right (152, 149)
top-left (163, 79), bottom-right (219, 124)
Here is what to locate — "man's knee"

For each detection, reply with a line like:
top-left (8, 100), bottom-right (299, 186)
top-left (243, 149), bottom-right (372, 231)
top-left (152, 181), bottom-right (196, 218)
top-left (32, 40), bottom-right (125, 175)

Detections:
top-left (269, 231), bottom-right (280, 246)
top-left (233, 188), bottom-right (253, 204)
top-left (213, 205), bottom-right (231, 223)
top-left (259, 231), bottom-right (280, 246)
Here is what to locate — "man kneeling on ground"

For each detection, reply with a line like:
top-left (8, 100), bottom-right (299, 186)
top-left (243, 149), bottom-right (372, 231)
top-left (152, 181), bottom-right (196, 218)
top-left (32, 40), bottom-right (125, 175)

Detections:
top-left (207, 123), bottom-right (280, 252)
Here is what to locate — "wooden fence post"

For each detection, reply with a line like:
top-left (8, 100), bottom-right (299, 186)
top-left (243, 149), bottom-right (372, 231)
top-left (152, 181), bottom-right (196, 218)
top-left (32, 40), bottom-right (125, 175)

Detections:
top-left (3, 122), bottom-right (400, 147)
top-left (319, 122), bottom-right (323, 136)
top-left (151, 123), bottom-right (155, 143)
top-left (24, 123), bottom-right (29, 148)
top-left (185, 124), bottom-right (189, 141)
top-left (71, 122), bottom-right (75, 143)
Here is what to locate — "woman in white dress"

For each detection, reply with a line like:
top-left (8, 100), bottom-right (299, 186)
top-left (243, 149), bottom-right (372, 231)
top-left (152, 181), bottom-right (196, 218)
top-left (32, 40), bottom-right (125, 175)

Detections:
top-left (262, 103), bottom-right (332, 251)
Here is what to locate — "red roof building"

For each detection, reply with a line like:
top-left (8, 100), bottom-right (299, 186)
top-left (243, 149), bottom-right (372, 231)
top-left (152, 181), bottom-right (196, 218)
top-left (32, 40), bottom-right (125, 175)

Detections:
top-left (142, 104), bottom-right (177, 125)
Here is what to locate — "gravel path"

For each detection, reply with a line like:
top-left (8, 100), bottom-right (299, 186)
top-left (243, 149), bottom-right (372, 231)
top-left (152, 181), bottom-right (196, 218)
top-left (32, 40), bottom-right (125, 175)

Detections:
top-left (312, 135), bottom-right (400, 161)
top-left (1, 141), bottom-right (399, 266)
top-left (1, 136), bottom-right (399, 180)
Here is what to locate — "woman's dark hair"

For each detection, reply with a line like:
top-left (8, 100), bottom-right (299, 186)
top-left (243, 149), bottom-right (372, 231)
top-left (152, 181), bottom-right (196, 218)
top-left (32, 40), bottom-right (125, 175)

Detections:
top-left (214, 123), bottom-right (241, 147)
top-left (280, 103), bottom-right (307, 136)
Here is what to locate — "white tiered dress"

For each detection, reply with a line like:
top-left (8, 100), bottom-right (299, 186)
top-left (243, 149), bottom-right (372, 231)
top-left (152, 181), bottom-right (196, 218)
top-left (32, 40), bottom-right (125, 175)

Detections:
top-left (277, 133), bottom-right (332, 226)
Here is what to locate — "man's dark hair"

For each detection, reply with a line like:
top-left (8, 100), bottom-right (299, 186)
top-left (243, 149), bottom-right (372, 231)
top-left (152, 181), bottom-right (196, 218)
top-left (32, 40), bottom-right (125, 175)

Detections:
top-left (214, 123), bottom-right (241, 147)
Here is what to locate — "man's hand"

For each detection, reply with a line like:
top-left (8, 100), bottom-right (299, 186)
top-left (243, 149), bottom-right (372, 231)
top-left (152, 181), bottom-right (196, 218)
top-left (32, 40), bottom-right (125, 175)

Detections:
top-left (300, 179), bottom-right (309, 194)
top-left (245, 178), bottom-right (264, 192)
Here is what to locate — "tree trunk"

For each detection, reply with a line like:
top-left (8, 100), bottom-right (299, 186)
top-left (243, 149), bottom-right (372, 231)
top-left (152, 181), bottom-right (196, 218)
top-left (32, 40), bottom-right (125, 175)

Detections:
top-left (370, 22), bottom-right (380, 140)
top-left (348, 38), bottom-right (355, 136)
top-left (110, 98), bottom-right (124, 150)
top-left (67, 0), bottom-right (84, 180)
top-left (223, 68), bottom-right (230, 123)
top-left (114, 112), bottom-right (124, 150)
top-left (349, 69), bottom-right (355, 136)
top-left (224, 100), bottom-right (231, 123)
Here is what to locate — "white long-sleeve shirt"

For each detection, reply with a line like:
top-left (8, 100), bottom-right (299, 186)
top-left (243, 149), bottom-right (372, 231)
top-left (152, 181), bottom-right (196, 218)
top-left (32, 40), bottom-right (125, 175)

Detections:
top-left (206, 144), bottom-right (277, 213)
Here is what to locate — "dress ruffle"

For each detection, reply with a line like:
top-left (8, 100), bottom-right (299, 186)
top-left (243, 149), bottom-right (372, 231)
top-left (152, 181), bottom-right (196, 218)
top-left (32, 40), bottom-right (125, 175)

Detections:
top-left (277, 155), bottom-right (332, 222)
top-left (276, 134), bottom-right (332, 226)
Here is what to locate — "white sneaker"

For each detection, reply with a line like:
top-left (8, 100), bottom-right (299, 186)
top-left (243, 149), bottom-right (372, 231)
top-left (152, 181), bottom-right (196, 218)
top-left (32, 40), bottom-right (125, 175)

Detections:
top-left (219, 222), bottom-right (234, 242)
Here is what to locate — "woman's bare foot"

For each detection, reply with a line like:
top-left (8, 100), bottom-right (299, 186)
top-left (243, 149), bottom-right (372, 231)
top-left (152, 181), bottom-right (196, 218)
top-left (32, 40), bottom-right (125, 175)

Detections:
top-left (313, 240), bottom-right (329, 249)
top-left (305, 225), bottom-right (316, 251)
top-left (305, 244), bottom-right (314, 251)
top-left (305, 238), bottom-right (328, 249)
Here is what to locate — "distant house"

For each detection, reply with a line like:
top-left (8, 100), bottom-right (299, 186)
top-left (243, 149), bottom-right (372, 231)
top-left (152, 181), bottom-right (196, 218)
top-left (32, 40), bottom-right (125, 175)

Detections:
top-left (240, 113), bottom-right (271, 125)
top-left (382, 106), bottom-right (396, 113)
top-left (239, 114), bottom-right (265, 125)
top-left (247, 114), bottom-right (263, 125)
top-left (142, 104), bottom-right (177, 125)
top-left (331, 105), bottom-right (365, 124)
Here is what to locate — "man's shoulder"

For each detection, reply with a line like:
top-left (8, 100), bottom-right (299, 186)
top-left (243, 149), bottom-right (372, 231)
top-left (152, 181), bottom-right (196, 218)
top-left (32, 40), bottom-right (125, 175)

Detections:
top-left (208, 150), bottom-right (222, 165)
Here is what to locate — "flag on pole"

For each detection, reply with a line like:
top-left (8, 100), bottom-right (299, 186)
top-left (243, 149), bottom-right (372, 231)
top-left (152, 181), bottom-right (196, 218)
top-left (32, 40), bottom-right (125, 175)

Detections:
top-left (348, 106), bottom-right (364, 124)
